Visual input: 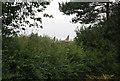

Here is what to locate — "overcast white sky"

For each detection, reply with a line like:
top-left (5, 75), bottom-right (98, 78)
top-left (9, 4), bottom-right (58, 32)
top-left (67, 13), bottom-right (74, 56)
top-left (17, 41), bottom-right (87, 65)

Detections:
top-left (36, 0), bottom-right (79, 40)
top-left (21, 0), bottom-right (79, 40)
top-left (24, 0), bottom-right (117, 40)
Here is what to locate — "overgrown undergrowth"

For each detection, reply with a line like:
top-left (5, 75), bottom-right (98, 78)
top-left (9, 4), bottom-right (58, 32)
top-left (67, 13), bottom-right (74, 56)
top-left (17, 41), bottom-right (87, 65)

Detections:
top-left (2, 34), bottom-right (119, 80)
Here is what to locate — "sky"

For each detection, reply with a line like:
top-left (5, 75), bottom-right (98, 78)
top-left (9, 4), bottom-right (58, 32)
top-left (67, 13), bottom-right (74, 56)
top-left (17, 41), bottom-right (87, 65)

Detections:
top-left (35, 0), bottom-right (79, 40)
top-left (23, 0), bottom-right (117, 40)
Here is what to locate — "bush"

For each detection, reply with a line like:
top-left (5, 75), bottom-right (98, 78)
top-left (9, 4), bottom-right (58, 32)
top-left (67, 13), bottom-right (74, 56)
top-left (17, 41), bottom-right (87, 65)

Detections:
top-left (2, 33), bottom-right (119, 80)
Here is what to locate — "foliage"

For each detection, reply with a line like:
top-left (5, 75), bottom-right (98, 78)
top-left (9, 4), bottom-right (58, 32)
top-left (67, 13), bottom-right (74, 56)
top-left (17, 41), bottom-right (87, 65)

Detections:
top-left (2, 1), bottom-right (120, 81)
top-left (59, 2), bottom-right (111, 24)
top-left (2, 34), bottom-right (119, 80)
top-left (1, 1), bottom-right (52, 37)
top-left (74, 2), bottom-right (120, 79)
top-left (75, 1), bottom-right (120, 60)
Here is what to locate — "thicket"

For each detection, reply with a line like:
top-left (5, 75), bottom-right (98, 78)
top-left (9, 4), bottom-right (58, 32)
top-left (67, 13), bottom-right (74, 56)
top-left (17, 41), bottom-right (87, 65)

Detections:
top-left (74, 2), bottom-right (120, 80)
top-left (2, 33), bottom-right (119, 80)
top-left (2, 1), bottom-right (120, 81)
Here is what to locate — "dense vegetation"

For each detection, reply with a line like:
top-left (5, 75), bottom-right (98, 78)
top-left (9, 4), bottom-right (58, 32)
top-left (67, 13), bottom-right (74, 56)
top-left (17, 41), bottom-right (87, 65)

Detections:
top-left (2, 34), bottom-right (119, 80)
top-left (1, 1), bottom-right (120, 81)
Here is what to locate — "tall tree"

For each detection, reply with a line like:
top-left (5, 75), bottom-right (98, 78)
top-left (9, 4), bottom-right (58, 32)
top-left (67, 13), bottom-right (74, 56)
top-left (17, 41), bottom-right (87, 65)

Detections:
top-left (59, 2), bottom-right (112, 24)
top-left (1, 1), bottom-right (53, 79)
top-left (74, 1), bottom-right (120, 63)
top-left (1, 1), bottom-right (53, 37)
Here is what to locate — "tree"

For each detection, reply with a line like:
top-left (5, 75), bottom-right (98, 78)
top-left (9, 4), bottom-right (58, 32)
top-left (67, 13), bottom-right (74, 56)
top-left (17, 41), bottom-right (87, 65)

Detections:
top-left (1, 1), bottom-right (53, 37)
top-left (1, 1), bottom-right (53, 79)
top-left (59, 2), bottom-right (112, 24)
top-left (74, 1), bottom-right (120, 63)
top-left (74, 2), bottom-right (120, 78)
top-left (59, 1), bottom-right (120, 63)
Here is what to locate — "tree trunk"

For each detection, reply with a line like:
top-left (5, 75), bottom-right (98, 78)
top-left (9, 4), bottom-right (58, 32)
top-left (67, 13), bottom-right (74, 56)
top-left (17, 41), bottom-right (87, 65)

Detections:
top-left (106, 2), bottom-right (109, 20)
